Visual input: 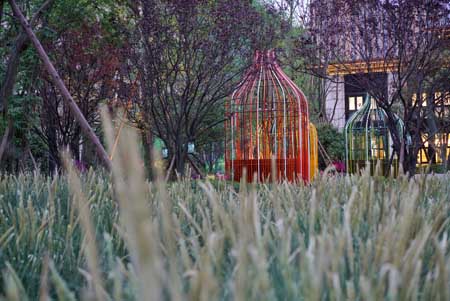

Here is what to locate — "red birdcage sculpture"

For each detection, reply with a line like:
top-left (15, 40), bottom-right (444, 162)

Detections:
top-left (225, 50), bottom-right (311, 182)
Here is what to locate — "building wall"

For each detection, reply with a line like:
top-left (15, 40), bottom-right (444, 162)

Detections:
top-left (325, 72), bottom-right (397, 130)
top-left (387, 72), bottom-right (396, 101)
top-left (325, 76), bottom-right (346, 130)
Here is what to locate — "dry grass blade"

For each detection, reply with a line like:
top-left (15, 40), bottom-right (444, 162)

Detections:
top-left (3, 263), bottom-right (28, 301)
top-left (49, 260), bottom-right (76, 301)
top-left (38, 254), bottom-right (50, 301)
top-left (62, 150), bottom-right (105, 301)
top-left (101, 107), bottom-right (162, 301)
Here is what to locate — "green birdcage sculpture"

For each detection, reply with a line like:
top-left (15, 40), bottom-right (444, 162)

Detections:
top-left (344, 95), bottom-right (405, 176)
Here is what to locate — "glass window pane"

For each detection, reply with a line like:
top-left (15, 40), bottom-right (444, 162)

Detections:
top-left (435, 92), bottom-right (442, 101)
top-left (356, 96), bottom-right (363, 109)
top-left (349, 97), bottom-right (355, 110)
top-left (422, 93), bottom-right (427, 107)
top-left (370, 97), bottom-right (376, 109)
top-left (445, 93), bottom-right (450, 106)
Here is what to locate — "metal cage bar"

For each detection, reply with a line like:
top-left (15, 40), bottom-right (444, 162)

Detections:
top-left (309, 122), bottom-right (319, 180)
top-left (225, 50), bottom-right (312, 182)
top-left (344, 95), bottom-right (405, 176)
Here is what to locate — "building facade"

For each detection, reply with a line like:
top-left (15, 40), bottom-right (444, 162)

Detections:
top-left (310, 1), bottom-right (450, 168)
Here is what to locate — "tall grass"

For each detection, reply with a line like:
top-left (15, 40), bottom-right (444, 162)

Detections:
top-left (1, 122), bottom-right (450, 300)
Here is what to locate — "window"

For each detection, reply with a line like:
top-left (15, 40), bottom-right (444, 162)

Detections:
top-left (412, 93), bottom-right (427, 107)
top-left (434, 92), bottom-right (450, 118)
top-left (344, 72), bottom-right (387, 121)
top-left (417, 133), bottom-right (450, 165)
top-left (371, 135), bottom-right (386, 160)
top-left (346, 95), bottom-right (365, 119)
top-left (412, 91), bottom-right (450, 117)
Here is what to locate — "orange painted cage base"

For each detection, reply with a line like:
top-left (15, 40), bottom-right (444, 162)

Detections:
top-left (225, 159), bottom-right (308, 182)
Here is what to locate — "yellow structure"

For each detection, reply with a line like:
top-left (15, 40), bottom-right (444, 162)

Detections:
top-left (309, 122), bottom-right (319, 180)
top-left (326, 59), bottom-right (398, 76)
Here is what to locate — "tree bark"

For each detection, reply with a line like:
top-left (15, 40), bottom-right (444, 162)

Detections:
top-left (399, 139), bottom-right (405, 173)
top-left (0, 0), bottom-right (54, 113)
top-left (175, 145), bottom-right (186, 177)
top-left (0, 118), bottom-right (13, 164)
top-left (8, 0), bottom-right (111, 170)
top-left (187, 156), bottom-right (203, 179)
top-left (141, 129), bottom-right (153, 179)
top-left (170, 137), bottom-right (189, 178)
top-left (0, 33), bottom-right (28, 113)
top-left (165, 156), bottom-right (175, 182)
top-left (406, 150), bottom-right (417, 176)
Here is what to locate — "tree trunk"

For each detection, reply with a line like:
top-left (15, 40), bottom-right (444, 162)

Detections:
top-left (46, 121), bottom-right (59, 174)
top-left (174, 143), bottom-right (187, 177)
top-left (141, 129), bottom-right (153, 179)
top-left (0, 119), bottom-right (13, 165)
top-left (0, 32), bottom-right (28, 113)
top-left (405, 146), bottom-right (418, 177)
top-left (406, 156), bottom-right (417, 177)
top-left (8, 0), bottom-right (111, 170)
top-left (399, 139), bottom-right (405, 173)
top-left (1, 0), bottom-right (54, 112)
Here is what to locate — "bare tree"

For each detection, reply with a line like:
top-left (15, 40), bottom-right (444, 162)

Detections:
top-left (35, 23), bottom-right (122, 170)
top-left (123, 0), bottom-right (272, 176)
top-left (298, 0), bottom-right (450, 174)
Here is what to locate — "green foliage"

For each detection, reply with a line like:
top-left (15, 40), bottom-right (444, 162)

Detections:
top-left (316, 124), bottom-right (345, 168)
top-left (417, 163), bottom-right (448, 174)
top-left (251, 1), bottom-right (288, 50)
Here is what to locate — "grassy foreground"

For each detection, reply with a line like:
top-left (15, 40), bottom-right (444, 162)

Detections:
top-left (1, 123), bottom-right (450, 300)
top-left (1, 170), bottom-right (450, 300)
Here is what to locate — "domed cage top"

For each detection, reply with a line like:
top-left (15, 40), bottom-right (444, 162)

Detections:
top-left (344, 95), bottom-right (405, 176)
top-left (225, 50), bottom-right (311, 182)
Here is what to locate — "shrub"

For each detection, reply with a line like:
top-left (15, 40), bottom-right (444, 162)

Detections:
top-left (316, 124), bottom-right (345, 169)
